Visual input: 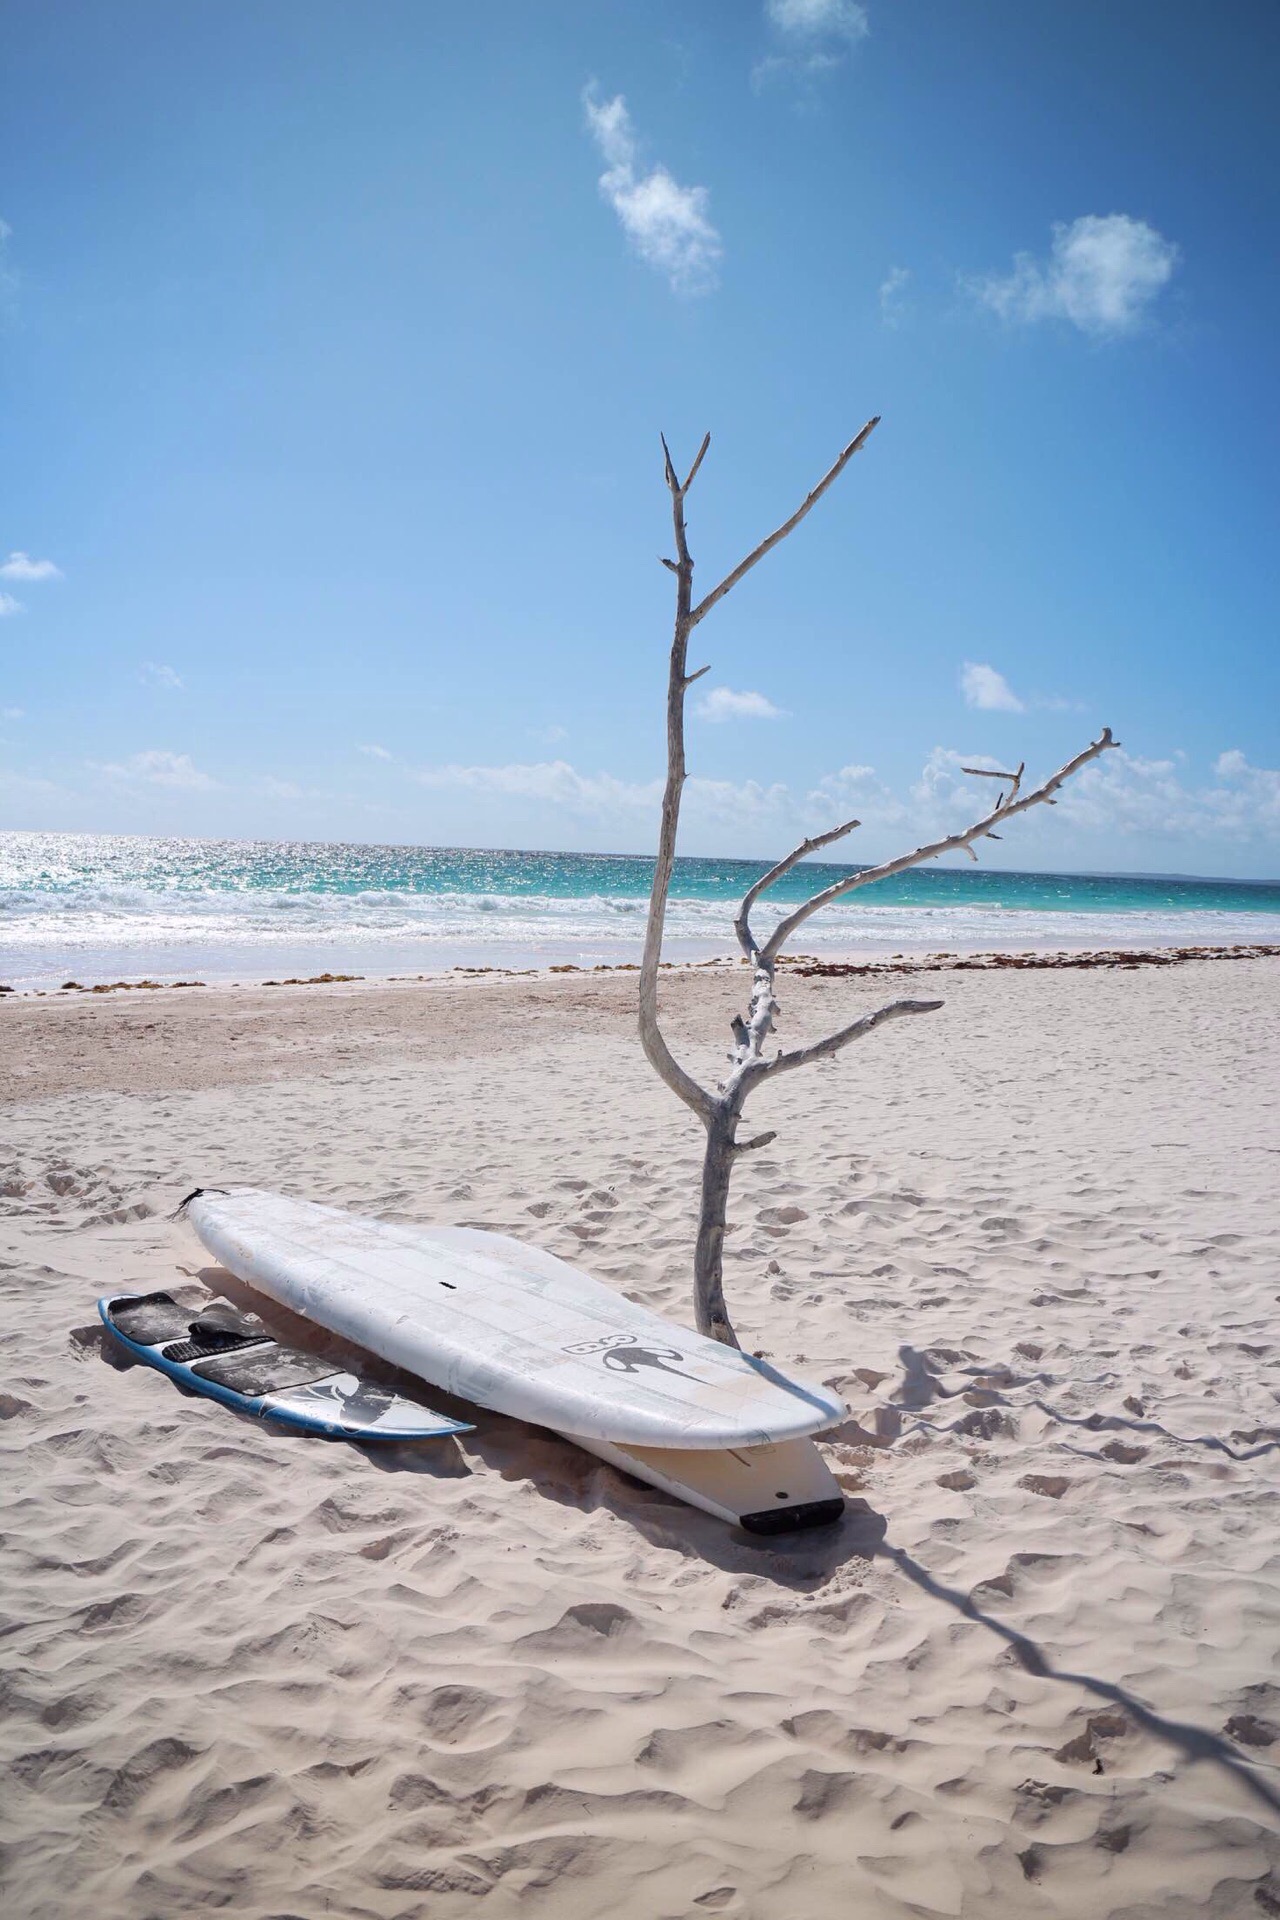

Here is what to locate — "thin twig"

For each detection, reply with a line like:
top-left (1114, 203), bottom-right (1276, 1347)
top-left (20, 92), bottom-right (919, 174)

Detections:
top-left (746, 997), bottom-right (944, 1082)
top-left (682, 432), bottom-right (711, 493)
top-left (688, 417), bottom-right (880, 631)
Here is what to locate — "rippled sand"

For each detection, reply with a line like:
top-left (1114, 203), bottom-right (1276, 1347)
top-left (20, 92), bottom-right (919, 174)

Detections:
top-left (2, 958), bottom-right (1278, 1917)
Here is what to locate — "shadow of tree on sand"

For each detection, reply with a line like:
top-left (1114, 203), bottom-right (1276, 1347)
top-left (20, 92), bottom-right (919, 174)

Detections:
top-left (880, 1533), bottom-right (1280, 1820)
top-left (892, 1341), bottom-right (1280, 1460)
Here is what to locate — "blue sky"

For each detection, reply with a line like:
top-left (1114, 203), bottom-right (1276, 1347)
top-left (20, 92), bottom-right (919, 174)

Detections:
top-left (2, 0), bottom-right (1277, 875)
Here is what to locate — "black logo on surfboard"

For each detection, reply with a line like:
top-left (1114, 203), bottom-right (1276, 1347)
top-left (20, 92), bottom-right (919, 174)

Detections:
top-left (600, 1344), bottom-right (691, 1378)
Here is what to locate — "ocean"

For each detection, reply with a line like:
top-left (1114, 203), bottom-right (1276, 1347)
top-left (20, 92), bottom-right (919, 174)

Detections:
top-left (2, 831), bottom-right (1278, 990)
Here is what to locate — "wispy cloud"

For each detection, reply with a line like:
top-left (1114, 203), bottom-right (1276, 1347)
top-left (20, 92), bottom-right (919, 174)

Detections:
top-left (409, 755), bottom-right (802, 834)
top-left (1210, 750), bottom-right (1280, 830)
top-left (767, 0), bottom-right (869, 35)
top-left (961, 662), bottom-right (1025, 713)
top-left (878, 265), bottom-right (911, 327)
top-left (139, 662), bottom-right (183, 690)
top-left (94, 749), bottom-right (216, 790)
top-left (806, 761), bottom-right (906, 831)
top-left (754, 0), bottom-right (869, 89)
top-left (0, 551), bottom-right (62, 582)
top-left (0, 591), bottom-right (23, 618)
top-left (1058, 748), bottom-right (1280, 842)
top-left (583, 87), bottom-right (722, 295)
top-left (530, 722), bottom-right (569, 745)
top-left (2, 705), bottom-right (24, 721)
top-left (697, 686), bottom-right (789, 722)
top-left (413, 757), bottom-right (661, 818)
top-left (0, 767), bottom-right (62, 800)
top-left (254, 775), bottom-right (309, 801)
top-left (965, 213), bottom-right (1179, 339)
top-left (358, 742), bottom-right (393, 760)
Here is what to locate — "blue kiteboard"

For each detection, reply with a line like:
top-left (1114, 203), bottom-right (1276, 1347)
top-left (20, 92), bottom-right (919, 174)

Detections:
top-left (99, 1290), bottom-right (474, 1442)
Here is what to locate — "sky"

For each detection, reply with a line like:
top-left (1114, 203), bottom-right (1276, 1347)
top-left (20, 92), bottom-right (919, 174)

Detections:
top-left (2, 0), bottom-right (1278, 876)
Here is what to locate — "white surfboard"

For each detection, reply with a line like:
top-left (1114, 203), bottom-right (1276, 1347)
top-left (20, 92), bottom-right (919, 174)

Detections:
top-left (183, 1188), bottom-right (847, 1531)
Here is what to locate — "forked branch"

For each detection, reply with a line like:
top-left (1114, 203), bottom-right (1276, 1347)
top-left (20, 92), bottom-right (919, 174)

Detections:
top-left (760, 728), bottom-right (1119, 965)
top-left (638, 416), bottom-right (1119, 1349)
top-left (734, 817), bottom-right (861, 963)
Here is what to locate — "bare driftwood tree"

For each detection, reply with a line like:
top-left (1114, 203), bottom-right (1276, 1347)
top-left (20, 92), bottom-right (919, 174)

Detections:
top-left (639, 418), bottom-right (1119, 1348)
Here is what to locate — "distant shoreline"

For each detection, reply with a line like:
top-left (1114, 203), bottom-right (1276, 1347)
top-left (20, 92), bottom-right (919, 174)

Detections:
top-left (6, 940), bottom-right (1279, 999)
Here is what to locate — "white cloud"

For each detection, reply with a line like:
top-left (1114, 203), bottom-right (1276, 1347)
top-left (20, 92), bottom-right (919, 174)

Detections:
top-left (961, 661), bottom-right (1025, 713)
top-left (879, 265), bottom-right (911, 327)
top-left (0, 767), bottom-right (62, 800)
top-left (139, 661), bottom-right (183, 690)
top-left (755, 0), bottom-right (868, 87)
top-left (95, 749), bottom-right (216, 790)
top-left (766, 0), bottom-right (869, 41)
top-left (1208, 750), bottom-right (1280, 830)
top-left (409, 755), bottom-right (806, 835)
top-left (0, 551), bottom-right (61, 582)
top-left (989, 746), bottom-right (1280, 845)
top-left (806, 761), bottom-right (906, 832)
top-left (530, 722), bottom-right (569, 745)
top-left (967, 214), bottom-right (1179, 339)
top-left (697, 686), bottom-right (788, 722)
top-left (2, 706), bottom-right (24, 720)
top-left (910, 747), bottom-right (1049, 835)
top-left (583, 88), bottom-right (722, 295)
top-left (0, 592), bottom-right (23, 618)
top-left (413, 757), bottom-right (662, 819)
top-left (685, 776), bottom-right (795, 831)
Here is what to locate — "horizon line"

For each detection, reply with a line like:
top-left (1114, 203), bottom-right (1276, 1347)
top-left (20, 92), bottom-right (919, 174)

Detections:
top-left (1, 825), bottom-right (1277, 890)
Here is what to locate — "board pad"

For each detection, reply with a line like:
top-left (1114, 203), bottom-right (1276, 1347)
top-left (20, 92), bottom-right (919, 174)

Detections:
top-left (99, 1291), bottom-right (473, 1442)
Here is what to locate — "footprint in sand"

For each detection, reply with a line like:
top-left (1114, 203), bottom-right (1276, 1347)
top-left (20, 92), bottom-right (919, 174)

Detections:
top-left (1053, 1710), bottom-right (1129, 1766)
top-left (955, 1407), bottom-right (1016, 1440)
top-left (1224, 1713), bottom-right (1277, 1748)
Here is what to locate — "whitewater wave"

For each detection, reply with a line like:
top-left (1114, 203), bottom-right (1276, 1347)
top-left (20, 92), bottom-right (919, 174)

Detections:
top-left (3, 877), bottom-right (1279, 980)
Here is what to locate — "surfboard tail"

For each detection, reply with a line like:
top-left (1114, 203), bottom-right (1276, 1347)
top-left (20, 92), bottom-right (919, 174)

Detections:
top-left (568, 1432), bottom-right (845, 1533)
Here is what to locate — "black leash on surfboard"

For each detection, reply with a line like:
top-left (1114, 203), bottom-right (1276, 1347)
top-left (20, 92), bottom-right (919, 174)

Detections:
top-left (171, 1186), bottom-right (228, 1220)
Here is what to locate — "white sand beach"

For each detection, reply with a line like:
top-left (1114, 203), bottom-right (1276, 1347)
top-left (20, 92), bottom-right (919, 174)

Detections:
top-left (2, 955), bottom-right (1278, 1918)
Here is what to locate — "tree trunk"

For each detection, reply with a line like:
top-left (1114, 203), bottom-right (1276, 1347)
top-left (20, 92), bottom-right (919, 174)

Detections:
top-left (694, 1107), bottom-right (741, 1348)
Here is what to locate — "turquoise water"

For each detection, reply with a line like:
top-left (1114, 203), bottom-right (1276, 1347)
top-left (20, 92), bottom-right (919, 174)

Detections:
top-left (2, 831), bottom-right (1278, 987)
